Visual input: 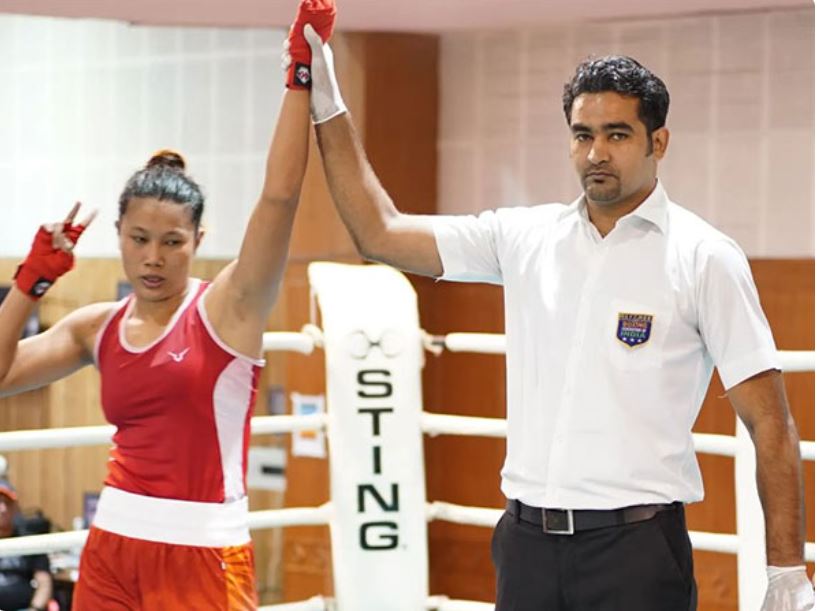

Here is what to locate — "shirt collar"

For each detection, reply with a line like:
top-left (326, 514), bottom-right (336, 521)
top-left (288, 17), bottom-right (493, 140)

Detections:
top-left (558, 179), bottom-right (669, 234)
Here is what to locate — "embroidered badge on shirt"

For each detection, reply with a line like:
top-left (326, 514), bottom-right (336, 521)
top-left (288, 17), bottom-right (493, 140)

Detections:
top-left (616, 313), bottom-right (653, 348)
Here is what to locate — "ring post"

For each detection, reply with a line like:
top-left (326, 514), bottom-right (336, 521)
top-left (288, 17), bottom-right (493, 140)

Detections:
top-left (308, 262), bottom-right (428, 610)
top-left (735, 417), bottom-right (765, 608)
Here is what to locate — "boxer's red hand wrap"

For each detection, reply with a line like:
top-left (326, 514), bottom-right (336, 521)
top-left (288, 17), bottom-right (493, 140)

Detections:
top-left (286, 0), bottom-right (337, 90)
top-left (13, 223), bottom-right (86, 300)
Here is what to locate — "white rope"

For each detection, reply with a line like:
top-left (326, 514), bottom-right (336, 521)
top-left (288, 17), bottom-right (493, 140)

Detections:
top-left (0, 504), bottom-right (332, 557)
top-left (261, 331), bottom-right (318, 355)
top-left (689, 530), bottom-right (739, 554)
top-left (426, 596), bottom-right (494, 610)
top-left (427, 502), bottom-right (502, 528)
top-left (0, 415), bottom-right (809, 553)
top-left (260, 595), bottom-right (498, 611)
top-left (249, 415), bottom-right (327, 435)
top-left (692, 433), bottom-right (736, 457)
top-left (0, 425), bottom-right (116, 451)
top-left (421, 413), bottom-right (506, 438)
top-left (434, 333), bottom-right (816, 372)
top-left (777, 351), bottom-right (816, 372)
top-left (0, 414), bottom-right (326, 452)
top-left (421, 413), bottom-right (816, 462)
top-left (0, 324), bottom-right (809, 586)
top-left (0, 326), bottom-right (326, 453)
top-left (440, 333), bottom-right (505, 355)
top-left (694, 434), bottom-right (814, 460)
top-left (8, 497), bottom-right (811, 563)
top-left (259, 595), bottom-right (500, 611)
top-left (247, 504), bottom-right (331, 529)
top-left (259, 596), bottom-right (332, 611)
top-left (0, 530), bottom-right (89, 557)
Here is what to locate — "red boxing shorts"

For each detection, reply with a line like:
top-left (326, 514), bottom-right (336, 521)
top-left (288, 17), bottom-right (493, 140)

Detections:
top-left (72, 487), bottom-right (257, 610)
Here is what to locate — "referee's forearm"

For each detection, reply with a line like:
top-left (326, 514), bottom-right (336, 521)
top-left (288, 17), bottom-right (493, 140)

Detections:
top-left (315, 114), bottom-right (397, 259)
top-left (754, 414), bottom-right (807, 566)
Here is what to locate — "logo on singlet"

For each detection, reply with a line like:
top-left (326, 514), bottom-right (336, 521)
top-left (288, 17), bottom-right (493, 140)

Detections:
top-left (167, 348), bottom-right (191, 362)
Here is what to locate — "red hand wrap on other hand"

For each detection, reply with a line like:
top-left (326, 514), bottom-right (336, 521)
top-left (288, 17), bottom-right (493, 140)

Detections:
top-left (286, 0), bottom-right (337, 90)
top-left (13, 223), bottom-right (87, 300)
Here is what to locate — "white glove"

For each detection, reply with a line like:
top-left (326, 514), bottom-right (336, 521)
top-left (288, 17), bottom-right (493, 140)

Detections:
top-left (761, 566), bottom-right (815, 611)
top-left (303, 23), bottom-right (347, 124)
top-left (281, 23), bottom-right (347, 124)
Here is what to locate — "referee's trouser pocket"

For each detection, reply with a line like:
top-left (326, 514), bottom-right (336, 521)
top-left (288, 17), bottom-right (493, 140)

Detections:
top-left (653, 508), bottom-right (694, 586)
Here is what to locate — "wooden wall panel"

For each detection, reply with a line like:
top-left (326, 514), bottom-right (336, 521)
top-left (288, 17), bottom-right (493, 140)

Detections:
top-left (361, 34), bottom-right (439, 218)
top-left (279, 261), bottom-right (335, 601)
top-left (415, 278), bottom-right (505, 601)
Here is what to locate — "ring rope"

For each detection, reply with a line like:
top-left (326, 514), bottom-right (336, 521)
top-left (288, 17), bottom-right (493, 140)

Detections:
top-left (0, 504), bottom-right (332, 557)
top-left (420, 413), bottom-right (816, 460)
top-left (259, 596), bottom-right (331, 611)
top-left (0, 414), bottom-right (328, 452)
top-left (0, 330), bottom-right (811, 609)
top-left (434, 332), bottom-right (816, 372)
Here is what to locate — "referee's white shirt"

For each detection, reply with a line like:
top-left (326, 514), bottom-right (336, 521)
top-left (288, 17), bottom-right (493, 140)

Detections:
top-left (432, 181), bottom-right (779, 509)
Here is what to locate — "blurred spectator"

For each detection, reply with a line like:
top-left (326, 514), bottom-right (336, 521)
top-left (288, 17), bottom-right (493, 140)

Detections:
top-left (0, 478), bottom-right (52, 611)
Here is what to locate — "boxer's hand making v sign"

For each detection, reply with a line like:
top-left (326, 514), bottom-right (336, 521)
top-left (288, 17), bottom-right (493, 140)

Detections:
top-left (14, 202), bottom-right (97, 300)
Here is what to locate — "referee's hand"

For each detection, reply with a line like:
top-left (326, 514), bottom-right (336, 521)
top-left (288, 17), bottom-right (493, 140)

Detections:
top-left (761, 566), bottom-right (814, 611)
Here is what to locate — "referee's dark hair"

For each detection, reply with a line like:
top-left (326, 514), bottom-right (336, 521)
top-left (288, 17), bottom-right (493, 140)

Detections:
top-left (562, 55), bottom-right (670, 144)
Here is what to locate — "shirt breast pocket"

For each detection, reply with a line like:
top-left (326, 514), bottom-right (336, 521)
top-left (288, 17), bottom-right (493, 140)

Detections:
top-left (607, 298), bottom-right (673, 371)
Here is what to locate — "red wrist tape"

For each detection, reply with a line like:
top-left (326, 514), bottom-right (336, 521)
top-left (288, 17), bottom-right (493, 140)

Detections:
top-left (286, 0), bottom-right (337, 89)
top-left (14, 224), bottom-right (84, 300)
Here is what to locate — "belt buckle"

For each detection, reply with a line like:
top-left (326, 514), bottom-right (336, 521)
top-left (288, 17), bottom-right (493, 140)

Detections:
top-left (542, 508), bottom-right (574, 535)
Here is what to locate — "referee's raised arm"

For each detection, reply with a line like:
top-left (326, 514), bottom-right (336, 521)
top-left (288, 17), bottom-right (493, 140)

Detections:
top-left (302, 26), bottom-right (444, 279)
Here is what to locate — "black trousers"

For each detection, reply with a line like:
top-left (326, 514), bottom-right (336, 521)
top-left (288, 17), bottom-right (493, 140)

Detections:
top-left (491, 502), bottom-right (697, 611)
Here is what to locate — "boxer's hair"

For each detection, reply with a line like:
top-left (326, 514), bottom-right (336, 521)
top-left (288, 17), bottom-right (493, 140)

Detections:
top-left (118, 149), bottom-right (205, 229)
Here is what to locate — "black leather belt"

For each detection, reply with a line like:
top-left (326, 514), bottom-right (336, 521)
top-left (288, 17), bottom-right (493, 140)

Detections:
top-left (506, 499), bottom-right (679, 535)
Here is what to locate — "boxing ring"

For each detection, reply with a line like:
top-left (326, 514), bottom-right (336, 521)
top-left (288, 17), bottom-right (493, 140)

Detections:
top-left (0, 262), bottom-right (812, 610)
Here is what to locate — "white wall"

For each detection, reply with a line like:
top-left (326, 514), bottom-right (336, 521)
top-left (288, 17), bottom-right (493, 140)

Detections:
top-left (3, 9), bottom-right (813, 259)
top-left (0, 15), bottom-right (286, 258)
top-left (438, 8), bottom-right (814, 258)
